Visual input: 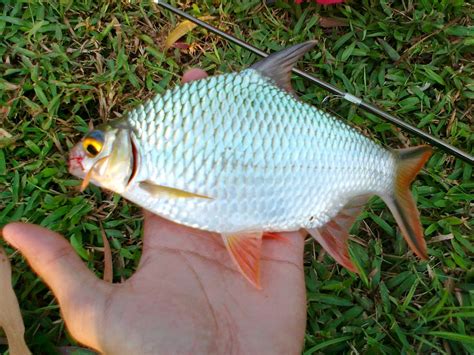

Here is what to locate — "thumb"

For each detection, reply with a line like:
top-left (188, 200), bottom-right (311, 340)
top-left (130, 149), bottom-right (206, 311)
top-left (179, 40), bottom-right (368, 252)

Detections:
top-left (2, 223), bottom-right (110, 350)
top-left (182, 68), bottom-right (208, 83)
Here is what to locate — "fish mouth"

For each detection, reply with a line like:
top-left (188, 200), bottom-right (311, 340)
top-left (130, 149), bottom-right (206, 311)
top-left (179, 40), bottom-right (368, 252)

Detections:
top-left (68, 147), bottom-right (86, 177)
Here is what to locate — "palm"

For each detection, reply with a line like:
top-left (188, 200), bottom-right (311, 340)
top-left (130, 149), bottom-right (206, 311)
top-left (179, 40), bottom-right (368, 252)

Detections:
top-left (3, 213), bottom-right (306, 354)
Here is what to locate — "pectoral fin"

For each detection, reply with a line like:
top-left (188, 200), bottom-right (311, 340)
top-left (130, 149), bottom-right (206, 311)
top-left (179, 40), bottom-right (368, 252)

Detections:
top-left (307, 195), bottom-right (371, 273)
top-left (139, 181), bottom-right (212, 199)
top-left (222, 232), bottom-right (263, 289)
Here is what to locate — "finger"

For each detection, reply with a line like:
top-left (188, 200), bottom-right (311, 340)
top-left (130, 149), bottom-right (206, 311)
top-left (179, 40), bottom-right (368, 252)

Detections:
top-left (2, 223), bottom-right (104, 300)
top-left (0, 246), bottom-right (30, 354)
top-left (182, 68), bottom-right (208, 83)
top-left (2, 223), bottom-right (109, 349)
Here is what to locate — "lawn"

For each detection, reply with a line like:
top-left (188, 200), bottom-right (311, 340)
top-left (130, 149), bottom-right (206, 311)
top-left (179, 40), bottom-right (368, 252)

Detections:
top-left (0, 0), bottom-right (473, 353)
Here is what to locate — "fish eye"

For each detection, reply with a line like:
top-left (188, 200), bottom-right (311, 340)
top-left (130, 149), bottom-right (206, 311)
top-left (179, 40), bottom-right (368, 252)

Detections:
top-left (82, 130), bottom-right (105, 157)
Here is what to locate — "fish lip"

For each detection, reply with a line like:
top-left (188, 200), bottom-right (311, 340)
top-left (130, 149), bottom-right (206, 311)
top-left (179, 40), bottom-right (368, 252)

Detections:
top-left (68, 147), bottom-right (86, 176)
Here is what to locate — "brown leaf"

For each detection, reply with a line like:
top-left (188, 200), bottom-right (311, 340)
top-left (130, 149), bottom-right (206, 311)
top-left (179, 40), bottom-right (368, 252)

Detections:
top-left (0, 128), bottom-right (15, 148)
top-left (0, 128), bottom-right (12, 140)
top-left (0, 246), bottom-right (31, 355)
top-left (173, 42), bottom-right (191, 50)
top-left (100, 225), bottom-right (113, 283)
top-left (0, 81), bottom-right (19, 91)
top-left (428, 233), bottom-right (454, 244)
top-left (319, 17), bottom-right (349, 28)
top-left (164, 16), bottom-right (214, 50)
top-left (0, 105), bottom-right (11, 118)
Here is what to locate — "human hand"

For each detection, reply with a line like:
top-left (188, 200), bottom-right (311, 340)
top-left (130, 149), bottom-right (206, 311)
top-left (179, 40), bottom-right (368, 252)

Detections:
top-left (2, 69), bottom-right (307, 354)
top-left (3, 212), bottom-right (306, 354)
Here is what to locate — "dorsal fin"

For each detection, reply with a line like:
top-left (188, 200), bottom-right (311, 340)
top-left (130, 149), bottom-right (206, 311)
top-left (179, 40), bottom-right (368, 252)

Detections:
top-left (250, 40), bottom-right (317, 94)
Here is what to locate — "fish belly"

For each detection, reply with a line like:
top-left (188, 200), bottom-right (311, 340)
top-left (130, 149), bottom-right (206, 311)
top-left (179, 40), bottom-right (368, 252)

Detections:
top-left (125, 69), bottom-right (396, 233)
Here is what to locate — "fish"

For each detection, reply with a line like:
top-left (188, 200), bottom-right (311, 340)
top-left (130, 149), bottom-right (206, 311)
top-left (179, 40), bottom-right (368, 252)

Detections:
top-left (68, 41), bottom-right (432, 289)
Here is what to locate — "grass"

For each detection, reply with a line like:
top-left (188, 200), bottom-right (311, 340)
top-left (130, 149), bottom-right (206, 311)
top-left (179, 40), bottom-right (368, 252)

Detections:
top-left (0, 0), bottom-right (473, 353)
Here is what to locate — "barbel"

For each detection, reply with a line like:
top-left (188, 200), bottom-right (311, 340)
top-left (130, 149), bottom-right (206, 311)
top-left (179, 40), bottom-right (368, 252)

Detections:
top-left (154, 0), bottom-right (473, 165)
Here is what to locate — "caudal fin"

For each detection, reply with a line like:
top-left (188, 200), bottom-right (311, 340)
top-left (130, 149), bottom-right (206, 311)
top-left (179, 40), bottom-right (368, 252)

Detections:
top-left (383, 145), bottom-right (432, 259)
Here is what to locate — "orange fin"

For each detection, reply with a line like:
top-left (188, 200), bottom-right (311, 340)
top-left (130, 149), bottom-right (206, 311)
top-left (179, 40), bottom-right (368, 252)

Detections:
top-left (222, 232), bottom-right (263, 289)
top-left (307, 195), bottom-right (370, 273)
top-left (263, 232), bottom-right (289, 243)
top-left (383, 145), bottom-right (432, 259)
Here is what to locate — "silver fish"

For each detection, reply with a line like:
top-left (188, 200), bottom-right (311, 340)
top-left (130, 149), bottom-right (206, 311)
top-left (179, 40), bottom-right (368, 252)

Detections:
top-left (69, 41), bottom-right (432, 288)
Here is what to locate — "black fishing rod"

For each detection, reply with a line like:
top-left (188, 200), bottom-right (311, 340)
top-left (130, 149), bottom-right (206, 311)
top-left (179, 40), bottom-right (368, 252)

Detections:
top-left (155, 0), bottom-right (473, 165)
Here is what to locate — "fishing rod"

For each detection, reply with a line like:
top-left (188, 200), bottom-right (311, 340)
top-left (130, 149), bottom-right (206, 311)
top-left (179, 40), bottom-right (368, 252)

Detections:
top-left (154, 0), bottom-right (473, 165)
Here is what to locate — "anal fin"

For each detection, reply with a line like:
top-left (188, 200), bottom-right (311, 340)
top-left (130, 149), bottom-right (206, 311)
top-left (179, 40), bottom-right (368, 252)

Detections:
top-left (263, 232), bottom-right (289, 243)
top-left (307, 195), bottom-right (371, 273)
top-left (222, 232), bottom-right (263, 289)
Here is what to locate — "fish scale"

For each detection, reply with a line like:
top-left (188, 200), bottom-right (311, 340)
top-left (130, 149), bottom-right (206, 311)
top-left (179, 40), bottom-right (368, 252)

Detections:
top-left (69, 41), bottom-right (431, 287)
top-left (123, 68), bottom-right (394, 233)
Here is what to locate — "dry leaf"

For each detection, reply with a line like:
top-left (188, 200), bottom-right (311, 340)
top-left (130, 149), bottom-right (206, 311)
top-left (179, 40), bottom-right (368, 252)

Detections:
top-left (164, 16), bottom-right (214, 50)
top-left (0, 129), bottom-right (12, 140)
top-left (0, 246), bottom-right (31, 355)
top-left (0, 81), bottom-right (19, 91)
top-left (0, 105), bottom-right (10, 118)
top-left (428, 233), bottom-right (454, 243)
top-left (100, 225), bottom-right (113, 283)
top-left (173, 42), bottom-right (191, 50)
top-left (319, 17), bottom-right (349, 28)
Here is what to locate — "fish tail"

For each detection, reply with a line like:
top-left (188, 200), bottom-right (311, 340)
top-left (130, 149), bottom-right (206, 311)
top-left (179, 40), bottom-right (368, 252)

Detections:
top-left (382, 145), bottom-right (432, 259)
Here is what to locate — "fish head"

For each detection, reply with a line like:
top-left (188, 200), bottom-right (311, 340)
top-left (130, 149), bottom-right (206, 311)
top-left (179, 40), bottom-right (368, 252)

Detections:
top-left (68, 123), bottom-right (136, 193)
